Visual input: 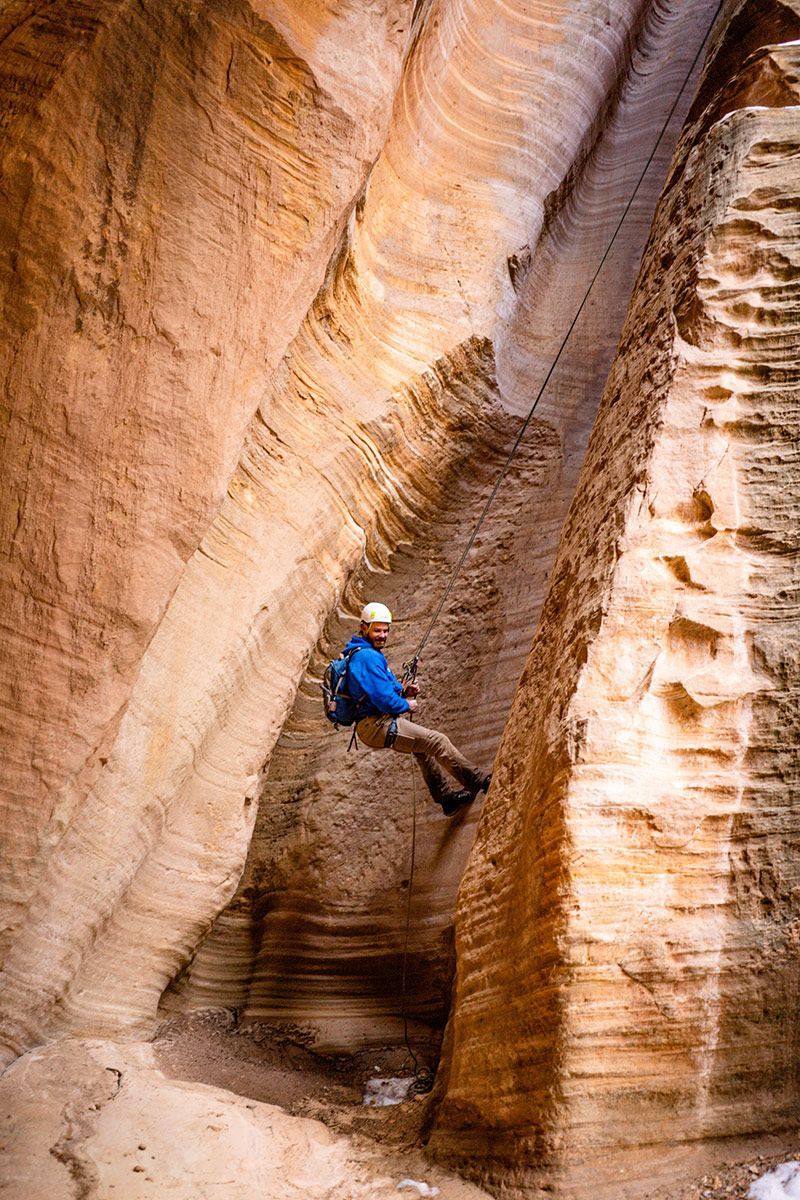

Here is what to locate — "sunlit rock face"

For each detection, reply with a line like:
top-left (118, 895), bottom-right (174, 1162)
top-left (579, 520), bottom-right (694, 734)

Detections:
top-left (0, 0), bottom-right (409, 1057)
top-left (154, 1), bottom-right (718, 1050)
top-left (159, 339), bottom-right (558, 1049)
top-left (2, 0), bottom-right (799, 1192)
top-left (0, 1040), bottom-right (351, 1200)
top-left (0, 0), bottom-right (719, 1064)
top-left (430, 1), bottom-right (800, 1194)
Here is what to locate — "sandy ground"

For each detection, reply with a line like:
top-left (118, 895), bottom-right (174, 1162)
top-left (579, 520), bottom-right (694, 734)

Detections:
top-left (154, 1009), bottom-right (435, 1132)
top-left (649, 1153), bottom-right (800, 1200)
top-left (153, 1011), bottom-right (800, 1199)
top-left (154, 1010), bottom-right (484, 1197)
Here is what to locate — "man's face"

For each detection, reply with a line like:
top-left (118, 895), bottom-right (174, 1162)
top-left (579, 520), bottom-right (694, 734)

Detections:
top-left (364, 621), bottom-right (390, 649)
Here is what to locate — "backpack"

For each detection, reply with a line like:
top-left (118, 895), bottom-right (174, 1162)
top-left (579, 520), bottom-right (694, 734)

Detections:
top-left (321, 646), bottom-right (364, 727)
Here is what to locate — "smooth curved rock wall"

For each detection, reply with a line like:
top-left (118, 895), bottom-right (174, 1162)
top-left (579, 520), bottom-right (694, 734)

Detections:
top-left (159, 337), bottom-right (557, 1048)
top-left (430, 1), bottom-right (800, 1194)
top-left (0, 0), bottom-right (408, 1056)
top-left (155, 0), bottom-right (718, 1048)
top-left (0, 0), bottom-right (717, 1062)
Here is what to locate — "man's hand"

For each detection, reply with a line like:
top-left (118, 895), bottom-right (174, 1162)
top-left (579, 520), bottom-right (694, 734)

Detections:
top-left (406, 697), bottom-right (418, 713)
top-left (403, 681), bottom-right (420, 698)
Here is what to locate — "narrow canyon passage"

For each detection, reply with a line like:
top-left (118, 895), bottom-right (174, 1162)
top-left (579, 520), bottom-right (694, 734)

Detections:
top-left (1, 1), bottom-right (799, 1199)
top-left (158, 0), bottom-right (720, 1064)
top-left (1, 0), bottom-right (716, 1060)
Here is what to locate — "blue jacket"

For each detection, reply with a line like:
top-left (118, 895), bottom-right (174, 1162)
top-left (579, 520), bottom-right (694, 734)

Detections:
top-left (343, 635), bottom-right (410, 718)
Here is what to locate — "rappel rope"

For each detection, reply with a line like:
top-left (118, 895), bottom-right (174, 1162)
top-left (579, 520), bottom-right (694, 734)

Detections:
top-left (399, 753), bottom-right (421, 1078)
top-left (396, 0), bottom-right (723, 1084)
top-left (413, 0), bottom-right (724, 663)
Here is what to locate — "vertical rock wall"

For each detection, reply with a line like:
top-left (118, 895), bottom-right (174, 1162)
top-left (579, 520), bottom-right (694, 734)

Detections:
top-left (3, 0), bottom-right (799, 1193)
top-left (155, 0), bottom-right (718, 1050)
top-left (159, 338), bottom-right (559, 1049)
top-left (430, 1), bottom-right (800, 1194)
top-left (0, 0), bottom-right (720, 1065)
top-left (0, 0), bottom-right (410, 1058)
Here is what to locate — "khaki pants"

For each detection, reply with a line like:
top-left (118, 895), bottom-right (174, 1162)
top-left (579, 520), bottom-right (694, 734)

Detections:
top-left (356, 714), bottom-right (483, 804)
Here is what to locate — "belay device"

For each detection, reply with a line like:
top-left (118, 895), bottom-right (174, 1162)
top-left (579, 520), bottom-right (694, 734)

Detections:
top-left (401, 655), bottom-right (419, 698)
top-left (321, 646), bottom-right (364, 728)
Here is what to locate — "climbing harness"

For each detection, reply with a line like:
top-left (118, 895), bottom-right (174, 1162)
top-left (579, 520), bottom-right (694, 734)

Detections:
top-left (385, 717), bottom-right (399, 748)
top-left (395, 0), bottom-right (725, 1085)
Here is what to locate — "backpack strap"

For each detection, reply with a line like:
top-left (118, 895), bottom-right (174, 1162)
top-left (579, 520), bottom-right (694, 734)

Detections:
top-left (343, 647), bottom-right (366, 749)
top-left (345, 652), bottom-right (369, 744)
top-left (341, 646), bottom-right (364, 699)
top-left (331, 646), bottom-right (361, 698)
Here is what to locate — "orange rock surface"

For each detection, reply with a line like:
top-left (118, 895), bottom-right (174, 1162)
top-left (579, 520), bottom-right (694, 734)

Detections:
top-left (430, 2), bottom-right (800, 1194)
top-left (1, 0), bottom-right (798, 1197)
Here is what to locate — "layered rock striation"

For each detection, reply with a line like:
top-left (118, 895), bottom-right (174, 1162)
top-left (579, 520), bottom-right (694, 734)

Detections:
top-left (431, 1), bottom-right (800, 1193)
top-left (0, 0), bottom-right (718, 1064)
top-left (2, 0), bottom-right (799, 1196)
top-left (0, 0), bottom-right (409, 1053)
top-left (155, 0), bottom-right (719, 1048)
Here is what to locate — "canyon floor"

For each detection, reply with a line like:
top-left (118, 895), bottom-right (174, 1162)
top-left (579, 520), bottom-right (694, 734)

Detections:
top-left (152, 1011), bottom-right (800, 1200)
top-left (154, 1010), bottom-right (476, 1195)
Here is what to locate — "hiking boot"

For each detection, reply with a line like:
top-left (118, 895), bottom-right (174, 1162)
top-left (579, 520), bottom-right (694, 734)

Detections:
top-left (439, 788), bottom-right (474, 816)
top-left (465, 773), bottom-right (491, 799)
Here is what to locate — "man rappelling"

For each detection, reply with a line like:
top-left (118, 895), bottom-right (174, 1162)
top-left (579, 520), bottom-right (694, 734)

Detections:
top-left (325, 602), bottom-right (491, 815)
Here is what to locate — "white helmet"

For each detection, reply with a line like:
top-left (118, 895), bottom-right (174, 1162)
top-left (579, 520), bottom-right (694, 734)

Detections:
top-left (360, 601), bottom-right (393, 626)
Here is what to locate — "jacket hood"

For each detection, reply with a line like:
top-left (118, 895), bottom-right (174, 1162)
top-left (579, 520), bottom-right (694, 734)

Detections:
top-left (343, 634), bottom-right (377, 654)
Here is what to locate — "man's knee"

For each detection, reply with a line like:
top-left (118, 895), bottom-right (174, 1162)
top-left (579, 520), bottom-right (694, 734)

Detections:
top-left (413, 725), bottom-right (453, 759)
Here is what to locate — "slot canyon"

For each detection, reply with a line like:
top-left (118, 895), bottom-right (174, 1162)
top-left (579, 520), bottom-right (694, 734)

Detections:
top-left (1, 0), bottom-right (799, 1197)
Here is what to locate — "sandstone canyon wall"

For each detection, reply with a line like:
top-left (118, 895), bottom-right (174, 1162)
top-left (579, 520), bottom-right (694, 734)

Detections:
top-left (1, 0), bottom-right (799, 1198)
top-left (430, 1), bottom-right (800, 1195)
top-left (0, 0), bottom-right (410, 1056)
top-left (1, 0), bottom-right (718, 1064)
top-left (159, 0), bottom-right (722, 1052)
